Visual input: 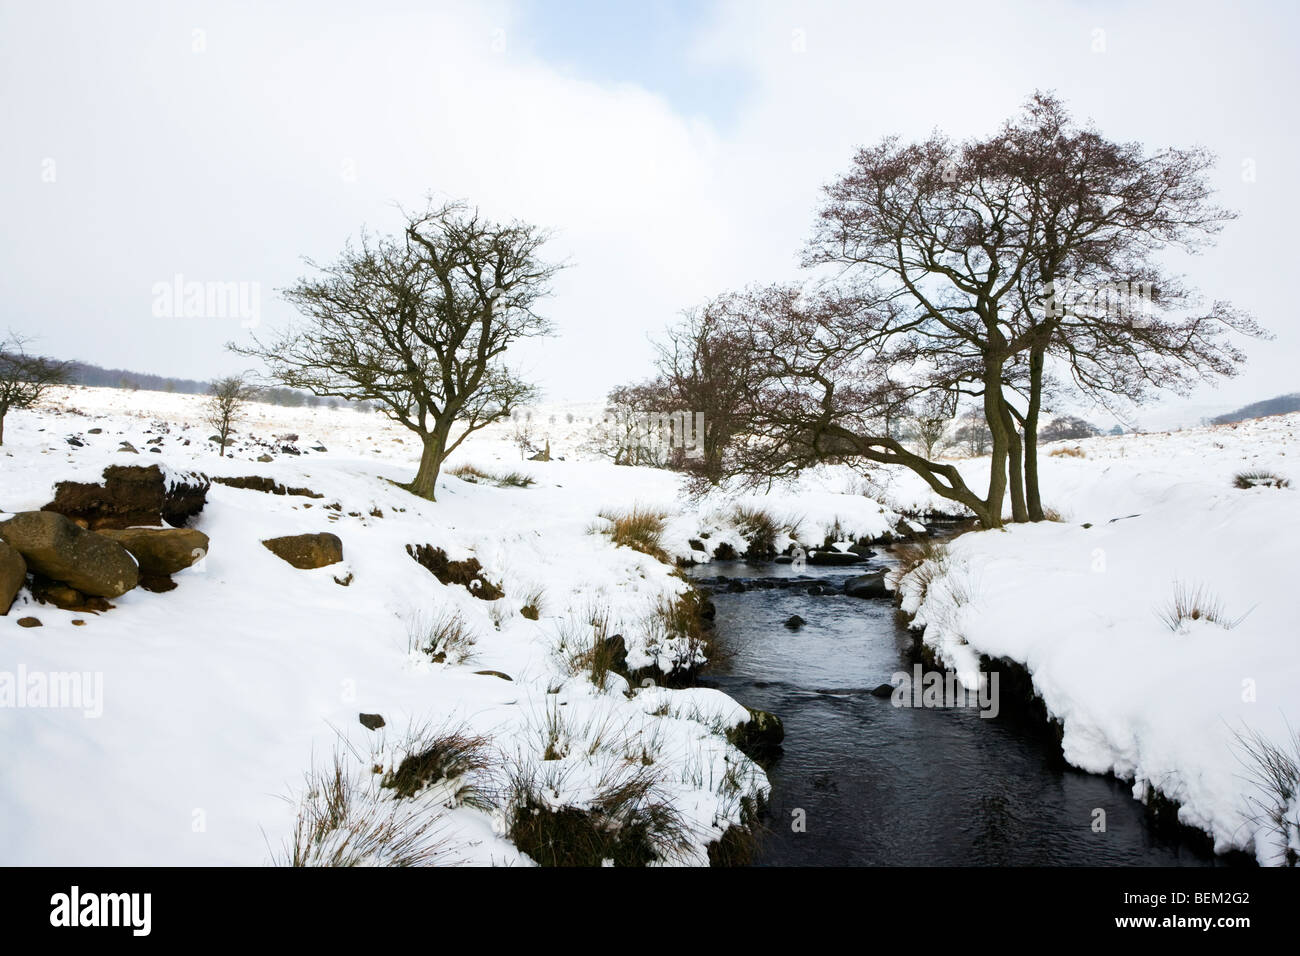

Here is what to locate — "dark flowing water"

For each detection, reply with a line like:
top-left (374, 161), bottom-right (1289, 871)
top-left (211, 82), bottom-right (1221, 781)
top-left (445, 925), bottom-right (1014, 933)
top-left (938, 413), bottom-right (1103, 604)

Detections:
top-left (690, 558), bottom-right (1229, 867)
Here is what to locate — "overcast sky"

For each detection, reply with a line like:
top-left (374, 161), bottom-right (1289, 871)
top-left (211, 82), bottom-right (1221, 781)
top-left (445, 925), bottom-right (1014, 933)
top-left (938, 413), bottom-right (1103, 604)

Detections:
top-left (2, 0), bottom-right (1297, 425)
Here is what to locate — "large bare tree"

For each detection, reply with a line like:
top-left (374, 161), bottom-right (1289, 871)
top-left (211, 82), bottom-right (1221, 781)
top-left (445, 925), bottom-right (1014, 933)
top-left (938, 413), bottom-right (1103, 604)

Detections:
top-left (233, 201), bottom-right (560, 499)
top-left (0, 333), bottom-right (70, 446)
top-left (715, 93), bottom-right (1262, 528)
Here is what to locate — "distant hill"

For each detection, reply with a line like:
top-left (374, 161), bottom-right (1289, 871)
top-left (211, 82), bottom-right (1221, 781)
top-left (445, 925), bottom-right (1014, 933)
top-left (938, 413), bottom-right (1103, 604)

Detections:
top-left (66, 360), bottom-right (211, 395)
top-left (1209, 394), bottom-right (1300, 425)
top-left (62, 359), bottom-right (326, 408)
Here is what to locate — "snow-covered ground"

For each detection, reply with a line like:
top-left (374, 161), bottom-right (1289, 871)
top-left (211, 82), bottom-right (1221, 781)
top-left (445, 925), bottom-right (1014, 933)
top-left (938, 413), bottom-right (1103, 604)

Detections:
top-left (5, 385), bottom-right (1297, 866)
top-left (892, 414), bottom-right (1300, 865)
top-left (0, 386), bottom-right (904, 866)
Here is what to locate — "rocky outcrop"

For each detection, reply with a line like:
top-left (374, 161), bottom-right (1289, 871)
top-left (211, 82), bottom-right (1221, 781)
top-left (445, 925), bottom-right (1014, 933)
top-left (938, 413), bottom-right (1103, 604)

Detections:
top-left (44, 464), bottom-right (209, 529)
top-left (0, 542), bottom-right (26, 615)
top-left (262, 533), bottom-right (343, 569)
top-left (0, 512), bottom-right (139, 597)
top-left (211, 475), bottom-right (322, 498)
top-left (405, 543), bottom-right (503, 600)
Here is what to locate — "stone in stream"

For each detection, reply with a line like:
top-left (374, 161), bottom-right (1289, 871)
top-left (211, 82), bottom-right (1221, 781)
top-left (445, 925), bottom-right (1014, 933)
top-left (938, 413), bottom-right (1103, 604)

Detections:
top-left (806, 550), bottom-right (867, 566)
top-left (845, 570), bottom-right (889, 599)
top-left (784, 614), bottom-right (806, 629)
top-left (870, 683), bottom-right (896, 698)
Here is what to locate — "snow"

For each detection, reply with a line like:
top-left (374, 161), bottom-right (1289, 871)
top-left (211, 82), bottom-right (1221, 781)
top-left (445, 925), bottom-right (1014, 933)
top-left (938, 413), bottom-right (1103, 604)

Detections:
top-left (0, 386), bottom-right (792, 866)
top-left (7, 384), bottom-right (1296, 865)
top-left (891, 413), bottom-right (1300, 865)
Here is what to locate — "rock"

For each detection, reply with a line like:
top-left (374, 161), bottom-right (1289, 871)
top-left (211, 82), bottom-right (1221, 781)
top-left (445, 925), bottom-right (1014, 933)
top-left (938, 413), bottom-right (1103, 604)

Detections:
top-left (520, 604), bottom-right (539, 620)
top-left (71, 619), bottom-right (86, 626)
top-left (848, 542), bottom-right (875, 559)
top-left (17, 616), bottom-right (41, 628)
top-left (784, 614), bottom-right (806, 629)
top-left (359, 713), bottom-right (386, 730)
top-left (149, 447), bottom-right (162, 454)
top-left (0, 512), bottom-right (139, 597)
top-left (87, 428), bottom-right (103, 435)
top-left (333, 572), bottom-right (353, 587)
top-left (66, 436), bottom-right (84, 447)
top-left (688, 538), bottom-right (706, 552)
top-left (256, 454), bottom-right (274, 463)
top-left (118, 442), bottom-right (138, 454)
top-left (262, 532), bottom-right (343, 569)
top-left (0, 542), bottom-right (26, 615)
top-left (807, 549), bottom-right (866, 566)
top-left (727, 707), bottom-right (785, 765)
top-left (280, 444), bottom-right (300, 455)
top-left (44, 464), bottom-right (209, 530)
top-left (311, 445), bottom-right (327, 453)
top-left (473, 670), bottom-right (513, 681)
top-left (845, 571), bottom-right (889, 600)
top-left (96, 527), bottom-right (208, 576)
top-left (405, 543), bottom-right (503, 600)
top-left (870, 683), bottom-right (896, 698)
top-left (725, 579), bottom-right (747, 593)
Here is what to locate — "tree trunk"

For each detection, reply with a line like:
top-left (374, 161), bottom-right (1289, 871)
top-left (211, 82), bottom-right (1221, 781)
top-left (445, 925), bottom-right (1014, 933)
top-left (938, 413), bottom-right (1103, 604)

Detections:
top-left (1024, 344), bottom-right (1045, 521)
top-left (409, 432), bottom-right (446, 500)
top-left (982, 378), bottom-right (1009, 528)
top-left (0, 405), bottom-right (6, 446)
top-left (1002, 402), bottom-right (1028, 523)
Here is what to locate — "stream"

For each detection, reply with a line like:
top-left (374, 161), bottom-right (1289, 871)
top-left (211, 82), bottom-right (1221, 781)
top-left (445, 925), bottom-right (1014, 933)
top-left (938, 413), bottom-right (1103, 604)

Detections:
top-left (689, 554), bottom-right (1233, 867)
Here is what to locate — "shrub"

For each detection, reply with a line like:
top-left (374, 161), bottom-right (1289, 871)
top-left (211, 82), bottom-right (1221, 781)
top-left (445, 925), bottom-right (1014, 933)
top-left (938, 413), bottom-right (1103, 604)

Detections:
top-left (1234, 470), bottom-right (1290, 489)
top-left (381, 724), bottom-right (493, 807)
top-left (503, 759), bottom-right (692, 867)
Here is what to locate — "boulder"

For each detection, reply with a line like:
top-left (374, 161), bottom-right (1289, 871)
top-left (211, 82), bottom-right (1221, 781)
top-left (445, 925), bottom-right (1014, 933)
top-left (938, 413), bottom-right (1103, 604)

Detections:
top-left (0, 512), bottom-right (139, 597)
top-left (17, 617), bottom-right (41, 628)
top-left (96, 528), bottom-right (208, 576)
top-left (262, 532), bottom-right (343, 569)
top-left (43, 464), bottom-right (209, 529)
top-left (784, 614), bottom-right (806, 629)
top-left (0, 542), bottom-right (26, 615)
top-left (845, 571), bottom-right (889, 600)
top-left (870, 683), bottom-right (896, 698)
top-left (807, 549), bottom-right (866, 566)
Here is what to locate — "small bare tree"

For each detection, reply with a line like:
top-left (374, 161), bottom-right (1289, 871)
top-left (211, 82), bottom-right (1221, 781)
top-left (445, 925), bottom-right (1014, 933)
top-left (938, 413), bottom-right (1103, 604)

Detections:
top-left (232, 200), bottom-right (560, 500)
top-left (511, 419), bottom-right (536, 460)
top-left (206, 375), bottom-right (254, 454)
top-left (0, 333), bottom-right (70, 446)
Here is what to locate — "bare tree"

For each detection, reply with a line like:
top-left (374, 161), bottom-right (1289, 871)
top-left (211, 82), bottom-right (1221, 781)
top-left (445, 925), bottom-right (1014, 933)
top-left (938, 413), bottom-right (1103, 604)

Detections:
top-left (0, 333), bottom-right (70, 446)
top-left (1038, 415), bottom-right (1099, 443)
top-left (905, 390), bottom-right (955, 459)
top-left (205, 375), bottom-right (255, 454)
top-left (584, 382), bottom-right (672, 467)
top-left (231, 200), bottom-right (561, 500)
top-left (511, 418), bottom-right (536, 460)
top-left (652, 301), bottom-right (751, 482)
top-left (953, 408), bottom-right (992, 457)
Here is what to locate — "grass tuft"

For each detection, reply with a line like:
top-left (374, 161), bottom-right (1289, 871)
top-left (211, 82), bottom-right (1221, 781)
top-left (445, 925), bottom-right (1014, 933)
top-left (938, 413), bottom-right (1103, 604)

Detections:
top-left (1234, 470), bottom-right (1290, 490)
top-left (598, 507), bottom-right (670, 563)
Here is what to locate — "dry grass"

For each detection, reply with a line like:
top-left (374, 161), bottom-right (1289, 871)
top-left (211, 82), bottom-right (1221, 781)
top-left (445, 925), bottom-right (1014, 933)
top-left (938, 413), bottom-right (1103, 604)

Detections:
top-left (381, 723), bottom-right (494, 807)
top-left (598, 506), bottom-right (670, 563)
top-left (449, 463), bottom-right (536, 488)
top-left (891, 537), bottom-right (951, 605)
top-left (1233, 723), bottom-right (1300, 866)
top-left (554, 607), bottom-right (625, 690)
top-left (407, 609), bottom-right (478, 664)
top-left (519, 584), bottom-right (546, 621)
top-left (279, 748), bottom-right (453, 866)
top-left (1049, 445), bottom-right (1086, 458)
top-left (1040, 507), bottom-right (1067, 522)
top-left (1156, 582), bottom-right (1247, 632)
